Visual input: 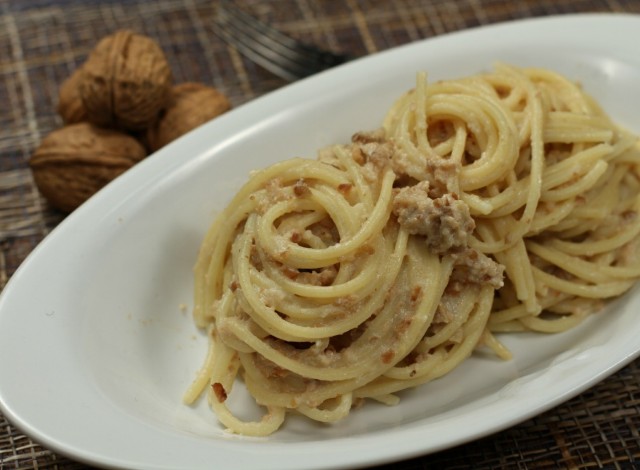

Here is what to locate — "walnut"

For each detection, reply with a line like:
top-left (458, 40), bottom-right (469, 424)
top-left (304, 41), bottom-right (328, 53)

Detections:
top-left (146, 82), bottom-right (231, 152)
top-left (29, 123), bottom-right (147, 212)
top-left (57, 67), bottom-right (88, 124)
top-left (79, 30), bottom-right (173, 131)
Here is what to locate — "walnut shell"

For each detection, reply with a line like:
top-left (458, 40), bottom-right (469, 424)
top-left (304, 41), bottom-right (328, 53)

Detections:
top-left (29, 123), bottom-right (147, 212)
top-left (146, 82), bottom-right (231, 152)
top-left (57, 67), bottom-right (88, 124)
top-left (79, 30), bottom-right (173, 131)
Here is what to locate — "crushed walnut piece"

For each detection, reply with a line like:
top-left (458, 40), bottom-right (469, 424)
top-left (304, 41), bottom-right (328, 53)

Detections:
top-left (393, 181), bottom-right (474, 255)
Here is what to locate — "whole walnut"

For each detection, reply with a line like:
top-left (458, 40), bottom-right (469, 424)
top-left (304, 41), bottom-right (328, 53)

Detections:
top-left (146, 82), bottom-right (231, 152)
top-left (57, 67), bottom-right (88, 124)
top-left (79, 30), bottom-right (173, 131)
top-left (29, 123), bottom-right (147, 212)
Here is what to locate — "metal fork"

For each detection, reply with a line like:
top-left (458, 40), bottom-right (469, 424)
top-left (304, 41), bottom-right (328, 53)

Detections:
top-left (213, 0), bottom-right (353, 81)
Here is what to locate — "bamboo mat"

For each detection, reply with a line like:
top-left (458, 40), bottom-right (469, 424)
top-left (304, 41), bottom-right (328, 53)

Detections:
top-left (2, 0), bottom-right (640, 468)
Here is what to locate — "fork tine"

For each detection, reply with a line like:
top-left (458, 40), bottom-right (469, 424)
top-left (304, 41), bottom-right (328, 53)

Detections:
top-left (216, 13), bottom-right (313, 80)
top-left (214, 1), bottom-right (351, 81)
top-left (220, 0), bottom-right (348, 67)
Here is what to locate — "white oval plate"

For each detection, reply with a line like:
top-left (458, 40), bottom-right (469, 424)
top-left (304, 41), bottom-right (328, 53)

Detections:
top-left (2, 13), bottom-right (640, 470)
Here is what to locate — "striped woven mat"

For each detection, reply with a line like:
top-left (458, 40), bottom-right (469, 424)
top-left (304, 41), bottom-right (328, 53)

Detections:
top-left (2, 1), bottom-right (640, 468)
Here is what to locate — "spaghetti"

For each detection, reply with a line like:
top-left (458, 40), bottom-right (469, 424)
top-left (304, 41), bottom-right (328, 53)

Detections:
top-left (184, 64), bottom-right (640, 436)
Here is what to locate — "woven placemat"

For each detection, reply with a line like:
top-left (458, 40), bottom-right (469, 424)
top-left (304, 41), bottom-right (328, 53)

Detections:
top-left (2, 0), bottom-right (640, 468)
